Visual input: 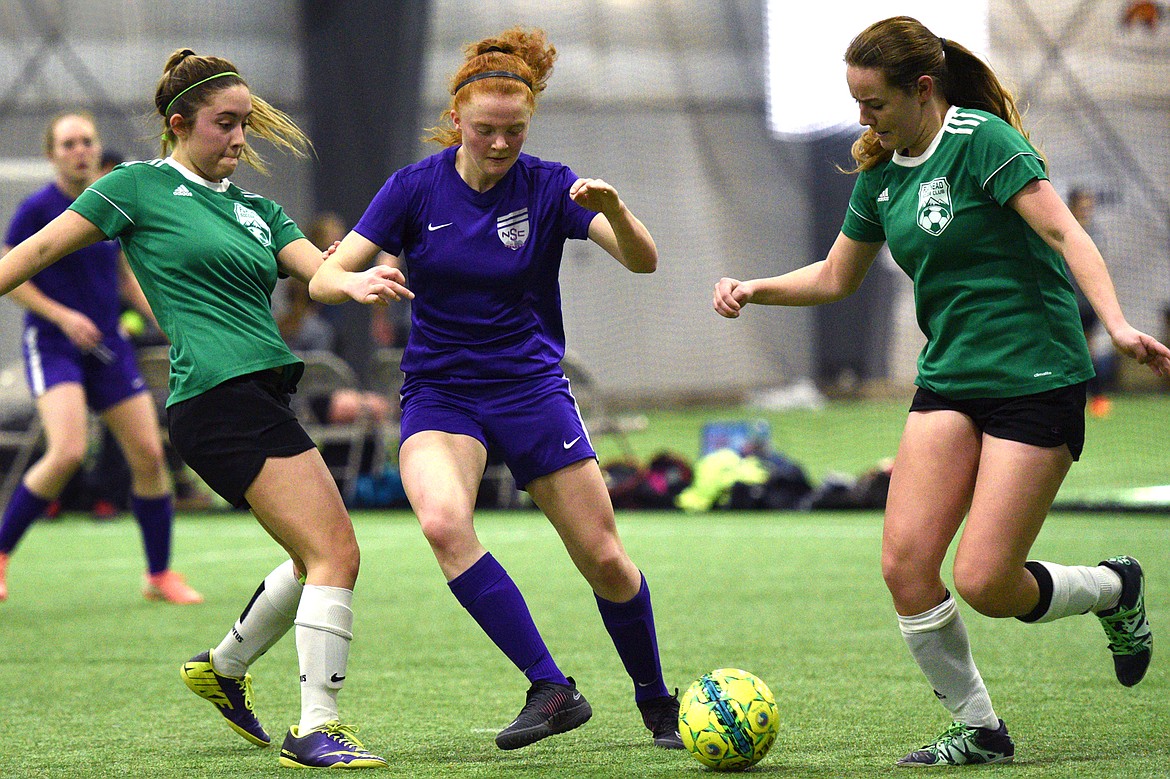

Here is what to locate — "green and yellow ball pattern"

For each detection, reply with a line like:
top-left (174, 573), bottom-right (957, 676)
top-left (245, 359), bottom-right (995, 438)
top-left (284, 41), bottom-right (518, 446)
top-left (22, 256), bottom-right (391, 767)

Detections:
top-left (678, 668), bottom-right (779, 771)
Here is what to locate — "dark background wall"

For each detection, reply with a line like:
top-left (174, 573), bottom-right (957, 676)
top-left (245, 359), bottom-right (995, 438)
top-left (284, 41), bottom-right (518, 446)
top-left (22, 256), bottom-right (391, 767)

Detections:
top-left (300, 0), bottom-right (431, 382)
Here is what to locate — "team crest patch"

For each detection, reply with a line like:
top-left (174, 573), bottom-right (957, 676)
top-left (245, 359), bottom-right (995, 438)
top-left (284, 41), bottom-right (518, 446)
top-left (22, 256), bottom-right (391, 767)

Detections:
top-left (496, 208), bottom-right (529, 250)
top-left (917, 177), bottom-right (953, 235)
top-left (234, 203), bottom-right (272, 247)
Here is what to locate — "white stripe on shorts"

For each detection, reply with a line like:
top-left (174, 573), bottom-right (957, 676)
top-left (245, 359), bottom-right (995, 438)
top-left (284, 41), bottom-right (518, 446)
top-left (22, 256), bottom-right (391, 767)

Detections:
top-left (24, 326), bottom-right (45, 397)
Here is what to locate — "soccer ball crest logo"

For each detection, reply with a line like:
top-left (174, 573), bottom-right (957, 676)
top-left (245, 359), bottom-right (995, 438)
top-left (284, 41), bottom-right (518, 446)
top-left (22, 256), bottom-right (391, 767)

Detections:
top-left (234, 203), bottom-right (272, 247)
top-left (917, 177), bottom-right (953, 236)
top-left (678, 668), bottom-right (779, 771)
top-left (918, 202), bottom-right (951, 234)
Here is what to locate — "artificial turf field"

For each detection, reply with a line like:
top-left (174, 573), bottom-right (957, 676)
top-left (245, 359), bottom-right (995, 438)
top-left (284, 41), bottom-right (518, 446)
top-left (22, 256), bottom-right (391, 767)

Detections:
top-left (1, 508), bottom-right (1166, 778)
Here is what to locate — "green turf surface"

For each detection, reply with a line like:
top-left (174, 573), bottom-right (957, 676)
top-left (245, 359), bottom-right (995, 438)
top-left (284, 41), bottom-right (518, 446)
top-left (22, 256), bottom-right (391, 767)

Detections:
top-left (1, 510), bottom-right (1166, 777)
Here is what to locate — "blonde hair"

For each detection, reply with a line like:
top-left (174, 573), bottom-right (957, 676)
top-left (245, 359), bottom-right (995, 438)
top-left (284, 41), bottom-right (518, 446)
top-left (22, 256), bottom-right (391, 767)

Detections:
top-left (425, 27), bottom-right (557, 147)
top-left (44, 111), bottom-right (98, 156)
top-left (154, 48), bottom-right (311, 174)
top-left (844, 16), bottom-right (1028, 172)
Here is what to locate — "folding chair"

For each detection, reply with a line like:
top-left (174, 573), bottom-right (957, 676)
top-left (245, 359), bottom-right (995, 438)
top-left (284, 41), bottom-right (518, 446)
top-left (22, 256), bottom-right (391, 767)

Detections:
top-left (561, 350), bottom-right (644, 457)
top-left (369, 347), bottom-right (406, 405)
top-left (293, 351), bottom-right (387, 506)
top-left (133, 345), bottom-right (173, 410)
top-left (0, 361), bottom-right (42, 507)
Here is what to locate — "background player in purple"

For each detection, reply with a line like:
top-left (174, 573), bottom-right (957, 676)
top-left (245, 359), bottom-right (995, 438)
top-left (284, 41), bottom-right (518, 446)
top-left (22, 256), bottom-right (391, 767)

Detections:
top-left (0, 111), bottom-right (201, 605)
top-left (311, 27), bottom-right (683, 751)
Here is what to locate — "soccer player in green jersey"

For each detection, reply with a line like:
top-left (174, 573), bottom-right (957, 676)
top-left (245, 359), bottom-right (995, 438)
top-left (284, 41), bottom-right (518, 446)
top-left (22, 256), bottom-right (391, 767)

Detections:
top-left (714, 15), bottom-right (1170, 768)
top-left (0, 49), bottom-right (389, 769)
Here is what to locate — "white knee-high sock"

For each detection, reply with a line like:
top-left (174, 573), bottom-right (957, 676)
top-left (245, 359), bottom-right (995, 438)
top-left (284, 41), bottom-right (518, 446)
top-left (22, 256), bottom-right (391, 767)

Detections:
top-left (899, 595), bottom-right (999, 729)
top-left (295, 585), bottom-right (354, 732)
top-left (213, 560), bottom-right (303, 678)
top-left (1019, 561), bottom-right (1122, 623)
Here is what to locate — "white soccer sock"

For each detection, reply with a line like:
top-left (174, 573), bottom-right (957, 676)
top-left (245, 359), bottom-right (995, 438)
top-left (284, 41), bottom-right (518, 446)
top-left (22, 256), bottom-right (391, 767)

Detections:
top-left (898, 595), bottom-right (999, 730)
top-left (295, 585), bottom-right (354, 732)
top-left (1025, 561), bottom-right (1122, 623)
top-left (213, 560), bottom-right (303, 678)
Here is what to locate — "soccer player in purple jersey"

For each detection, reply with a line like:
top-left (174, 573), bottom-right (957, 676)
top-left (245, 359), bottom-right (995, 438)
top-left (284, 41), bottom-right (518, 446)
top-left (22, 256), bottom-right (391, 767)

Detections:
top-left (0, 112), bottom-right (201, 605)
top-left (311, 27), bottom-right (683, 751)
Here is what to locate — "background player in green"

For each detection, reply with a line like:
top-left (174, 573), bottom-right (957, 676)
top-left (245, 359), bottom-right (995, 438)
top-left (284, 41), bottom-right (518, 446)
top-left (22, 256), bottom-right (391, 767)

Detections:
top-left (713, 15), bottom-right (1170, 768)
top-left (0, 48), bottom-right (389, 769)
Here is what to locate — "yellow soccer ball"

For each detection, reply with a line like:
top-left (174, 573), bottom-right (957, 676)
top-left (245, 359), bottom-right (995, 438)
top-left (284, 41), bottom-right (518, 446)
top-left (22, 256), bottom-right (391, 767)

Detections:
top-left (678, 668), bottom-right (779, 771)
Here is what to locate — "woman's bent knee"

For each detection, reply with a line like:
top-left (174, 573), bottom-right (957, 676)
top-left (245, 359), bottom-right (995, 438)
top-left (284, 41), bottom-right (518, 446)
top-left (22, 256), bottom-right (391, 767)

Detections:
top-left (417, 509), bottom-right (473, 553)
top-left (307, 533), bottom-right (360, 586)
top-left (953, 574), bottom-right (1017, 617)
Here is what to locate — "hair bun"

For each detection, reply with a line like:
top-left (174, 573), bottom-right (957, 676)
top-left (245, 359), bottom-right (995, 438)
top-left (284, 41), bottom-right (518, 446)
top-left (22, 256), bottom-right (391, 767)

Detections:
top-left (163, 47), bottom-right (197, 74)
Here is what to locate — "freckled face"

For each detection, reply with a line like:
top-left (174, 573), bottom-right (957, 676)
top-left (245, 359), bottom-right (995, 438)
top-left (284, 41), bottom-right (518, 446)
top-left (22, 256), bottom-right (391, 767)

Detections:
top-left (452, 91), bottom-right (531, 190)
top-left (847, 66), bottom-right (932, 156)
top-left (172, 84), bottom-right (252, 182)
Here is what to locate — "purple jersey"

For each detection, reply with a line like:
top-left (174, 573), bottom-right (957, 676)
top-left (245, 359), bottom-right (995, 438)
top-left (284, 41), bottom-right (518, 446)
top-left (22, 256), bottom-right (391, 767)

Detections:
top-left (5, 182), bottom-right (122, 336)
top-left (354, 145), bottom-right (595, 380)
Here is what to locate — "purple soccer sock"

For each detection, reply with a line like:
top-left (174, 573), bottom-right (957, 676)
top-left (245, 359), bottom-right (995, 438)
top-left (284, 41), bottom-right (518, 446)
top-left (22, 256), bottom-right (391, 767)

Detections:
top-left (596, 573), bottom-right (669, 702)
top-left (131, 494), bottom-right (174, 575)
top-left (448, 552), bottom-right (568, 685)
top-left (0, 482), bottom-right (51, 554)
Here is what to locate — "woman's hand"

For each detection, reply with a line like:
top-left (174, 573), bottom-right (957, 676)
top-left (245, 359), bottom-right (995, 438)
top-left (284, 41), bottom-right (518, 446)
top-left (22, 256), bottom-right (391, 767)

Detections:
top-left (570, 178), bottom-right (621, 216)
top-left (1110, 324), bottom-right (1170, 377)
top-left (342, 264), bottom-right (413, 306)
top-left (713, 277), bottom-right (752, 318)
top-left (57, 308), bottom-right (103, 351)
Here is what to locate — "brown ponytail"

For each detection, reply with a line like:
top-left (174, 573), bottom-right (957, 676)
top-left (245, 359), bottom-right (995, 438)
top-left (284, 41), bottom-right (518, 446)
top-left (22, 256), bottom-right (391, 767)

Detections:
top-left (843, 16), bottom-right (1028, 172)
top-left (154, 48), bottom-right (311, 174)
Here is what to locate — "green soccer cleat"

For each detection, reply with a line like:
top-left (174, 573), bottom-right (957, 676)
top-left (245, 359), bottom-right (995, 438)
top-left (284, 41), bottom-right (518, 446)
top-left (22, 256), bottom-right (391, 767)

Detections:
top-left (279, 721), bottom-right (388, 769)
top-left (181, 650), bottom-right (270, 747)
top-left (1098, 556), bottom-right (1153, 687)
top-left (896, 720), bottom-right (1014, 767)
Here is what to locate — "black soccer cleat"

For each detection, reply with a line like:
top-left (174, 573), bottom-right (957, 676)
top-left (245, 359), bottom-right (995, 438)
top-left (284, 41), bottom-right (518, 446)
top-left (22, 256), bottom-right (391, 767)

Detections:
top-left (1097, 556), bottom-right (1152, 687)
top-left (495, 676), bottom-right (592, 750)
top-left (637, 690), bottom-right (685, 749)
top-left (896, 719), bottom-right (1015, 767)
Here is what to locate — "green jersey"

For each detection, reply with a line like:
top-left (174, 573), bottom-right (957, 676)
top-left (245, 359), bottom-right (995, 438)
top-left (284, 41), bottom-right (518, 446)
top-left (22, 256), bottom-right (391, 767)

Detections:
top-left (71, 159), bottom-right (305, 405)
top-left (841, 106), bottom-right (1093, 399)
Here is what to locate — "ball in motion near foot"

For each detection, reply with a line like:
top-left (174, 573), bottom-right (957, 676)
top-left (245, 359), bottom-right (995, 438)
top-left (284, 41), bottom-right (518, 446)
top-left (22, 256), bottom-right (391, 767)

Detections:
top-left (678, 668), bottom-right (779, 771)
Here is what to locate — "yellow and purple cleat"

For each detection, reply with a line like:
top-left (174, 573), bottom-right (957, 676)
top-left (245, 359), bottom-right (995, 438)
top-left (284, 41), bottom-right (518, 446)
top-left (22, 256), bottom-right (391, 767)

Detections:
top-left (181, 650), bottom-right (270, 747)
top-left (279, 721), bottom-right (387, 769)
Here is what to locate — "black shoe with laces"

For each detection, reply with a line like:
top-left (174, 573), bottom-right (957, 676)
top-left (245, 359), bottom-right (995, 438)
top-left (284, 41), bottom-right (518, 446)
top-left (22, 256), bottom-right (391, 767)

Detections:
top-left (637, 690), bottom-right (684, 749)
top-left (495, 676), bottom-right (592, 750)
top-left (1097, 556), bottom-right (1152, 687)
top-left (896, 719), bottom-right (1015, 766)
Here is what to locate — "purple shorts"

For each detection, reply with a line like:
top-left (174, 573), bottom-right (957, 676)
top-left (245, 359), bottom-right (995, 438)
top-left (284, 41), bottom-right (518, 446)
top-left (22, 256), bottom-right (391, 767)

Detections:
top-left (22, 325), bottom-right (146, 412)
top-left (399, 373), bottom-right (596, 490)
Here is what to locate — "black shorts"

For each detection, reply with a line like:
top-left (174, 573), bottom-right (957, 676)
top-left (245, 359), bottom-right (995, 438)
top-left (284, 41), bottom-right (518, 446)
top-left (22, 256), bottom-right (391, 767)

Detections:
top-left (909, 382), bottom-right (1087, 461)
top-left (168, 370), bottom-right (316, 508)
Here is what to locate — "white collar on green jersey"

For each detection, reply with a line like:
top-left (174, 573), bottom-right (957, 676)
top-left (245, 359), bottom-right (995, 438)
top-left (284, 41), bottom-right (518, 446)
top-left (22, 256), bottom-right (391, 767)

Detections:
top-left (164, 156), bottom-right (231, 193)
top-left (891, 105), bottom-right (957, 168)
